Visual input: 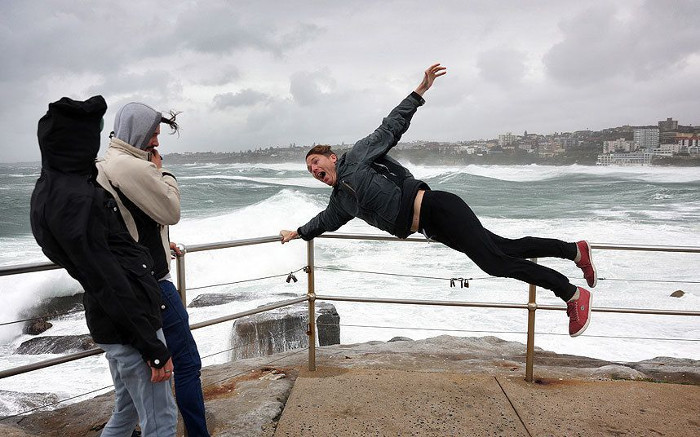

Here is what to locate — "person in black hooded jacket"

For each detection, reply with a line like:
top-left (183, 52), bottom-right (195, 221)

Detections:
top-left (29, 96), bottom-right (177, 436)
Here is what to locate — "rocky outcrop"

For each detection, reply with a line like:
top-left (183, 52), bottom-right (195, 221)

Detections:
top-left (1, 336), bottom-right (698, 437)
top-left (189, 292), bottom-right (255, 307)
top-left (0, 389), bottom-right (59, 418)
top-left (18, 294), bottom-right (84, 337)
top-left (22, 318), bottom-right (53, 336)
top-left (230, 302), bottom-right (339, 360)
top-left (15, 335), bottom-right (95, 355)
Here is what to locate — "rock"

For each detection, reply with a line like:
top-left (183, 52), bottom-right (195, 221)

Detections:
top-left (189, 293), bottom-right (252, 308)
top-left (23, 318), bottom-right (53, 335)
top-left (0, 389), bottom-right (59, 417)
top-left (388, 337), bottom-right (414, 342)
top-left (20, 294), bottom-right (84, 320)
top-left (670, 290), bottom-right (684, 298)
top-left (188, 292), bottom-right (303, 308)
top-left (2, 336), bottom-right (699, 436)
top-left (590, 365), bottom-right (647, 380)
top-left (628, 356), bottom-right (700, 385)
top-left (316, 305), bottom-right (340, 346)
top-left (230, 303), bottom-right (339, 360)
top-left (17, 294), bottom-right (84, 337)
top-left (15, 335), bottom-right (96, 355)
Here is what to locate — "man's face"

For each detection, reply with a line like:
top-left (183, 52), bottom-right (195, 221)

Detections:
top-left (306, 153), bottom-right (338, 186)
top-left (145, 124), bottom-right (161, 153)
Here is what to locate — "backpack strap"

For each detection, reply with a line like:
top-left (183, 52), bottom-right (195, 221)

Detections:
top-left (95, 160), bottom-right (139, 241)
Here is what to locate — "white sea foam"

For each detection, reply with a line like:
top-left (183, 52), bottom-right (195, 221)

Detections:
top-left (178, 174), bottom-right (322, 188)
top-left (403, 163), bottom-right (700, 183)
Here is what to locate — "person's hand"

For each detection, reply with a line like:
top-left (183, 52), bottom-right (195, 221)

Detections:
top-left (150, 149), bottom-right (163, 169)
top-left (280, 230), bottom-right (299, 244)
top-left (414, 63), bottom-right (447, 96)
top-left (170, 241), bottom-right (183, 256)
top-left (149, 358), bottom-right (174, 383)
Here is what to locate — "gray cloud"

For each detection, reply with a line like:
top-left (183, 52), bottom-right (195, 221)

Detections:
top-left (1, 0), bottom-right (699, 163)
top-left (213, 89), bottom-right (271, 109)
top-left (289, 70), bottom-right (337, 107)
top-left (476, 47), bottom-right (527, 88)
top-left (169, 3), bottom-right (322, 57)
top-left (544, 0), bottom-right (700, 86)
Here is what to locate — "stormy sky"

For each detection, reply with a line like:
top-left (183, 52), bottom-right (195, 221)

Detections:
top-left (1, 0), bottom-right (699, 163)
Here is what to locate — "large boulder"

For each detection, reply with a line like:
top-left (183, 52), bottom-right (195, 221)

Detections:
top-left (15, 335), bottom-right (96, 355)
top-left (230, 302), bottom-right (339, 360)
top-left (23, 318), bottom-right (53, 335)
top-left (189, 292), bottom-right (252, 308)
top-left (19, 293), bottom-right (84, 336)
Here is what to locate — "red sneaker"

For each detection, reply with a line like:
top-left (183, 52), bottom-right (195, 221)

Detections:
top-left (567, 287), bottom-right (592, 337)
top-left (575, 240), bottom-right (597, 288)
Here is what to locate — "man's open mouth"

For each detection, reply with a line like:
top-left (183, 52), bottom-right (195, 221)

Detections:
top-left (318, 171), bottom-right (326, 180)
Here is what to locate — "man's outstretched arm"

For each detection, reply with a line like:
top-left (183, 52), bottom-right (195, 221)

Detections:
top-left (349, 63), bottom-right (447, 163)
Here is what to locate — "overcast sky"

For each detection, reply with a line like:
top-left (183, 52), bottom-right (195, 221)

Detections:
top-left (1, 0), bottom-right (699, 163)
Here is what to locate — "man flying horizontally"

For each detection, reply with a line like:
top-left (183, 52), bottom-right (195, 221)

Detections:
top-left (280, 63), bottom-right (596, 337)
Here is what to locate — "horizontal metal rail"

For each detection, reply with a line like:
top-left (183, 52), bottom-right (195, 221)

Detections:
top-left (2, 236), bottom-right (698, 278)
top-left (315, 295), bottom-right (700, 317)
top-left (0, 349), bottom-right (103, 379)
top-left (318, 233), bottom-right (700, 254)
top-left (184, 235), bottom-right (282, 253)
top-left (0, 295), bottom-right (306, 380)
top-left (1, 234), bottom-right (698, 385)
top-left (189, 296), bottom-right (307, 330)
top-left (0, 261), bottom-right (58, 277)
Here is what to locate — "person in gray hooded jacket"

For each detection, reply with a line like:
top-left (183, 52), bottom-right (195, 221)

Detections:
top-left (97, 102), bottom-right (210, 436)
top-left (280, 63), bottom-right (597, 338)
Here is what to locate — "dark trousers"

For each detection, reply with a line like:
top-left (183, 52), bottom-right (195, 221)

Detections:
top-left (160, 280), bottom-right (210, 436)
top-left (419, 191), bottom-right (578, 301)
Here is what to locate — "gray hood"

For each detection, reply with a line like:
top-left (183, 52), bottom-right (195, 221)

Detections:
top-left (113, 102), bottom-right (161, 150)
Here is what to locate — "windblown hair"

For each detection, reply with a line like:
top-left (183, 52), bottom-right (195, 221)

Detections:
top-left (161, 110), bottom-right (181, 135)
top-left (306, 144), bottom-right (336, 159)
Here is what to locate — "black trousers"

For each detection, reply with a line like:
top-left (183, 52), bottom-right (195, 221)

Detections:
top-left (419, 190), bottom-right (578, 301)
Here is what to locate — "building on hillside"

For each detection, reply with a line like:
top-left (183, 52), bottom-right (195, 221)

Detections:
top-left (596, 151), bottom-right (654, 166)
top-left (634, 128), bottom-right (659, 151)
top-left (658, 117), bottom-right (678, 132)
top-left (498, 132), bottom-right (518, 147)
top-left (603, 138), bottom-right (636, 153)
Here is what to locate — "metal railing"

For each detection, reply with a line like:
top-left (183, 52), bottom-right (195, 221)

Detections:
top-left (1, 235), bottom-right (699, 384)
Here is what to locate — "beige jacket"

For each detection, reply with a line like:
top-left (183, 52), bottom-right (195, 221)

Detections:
top-left (96, 138), bottom-right (180, 272)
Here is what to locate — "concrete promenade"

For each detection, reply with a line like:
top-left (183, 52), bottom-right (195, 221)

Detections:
top-left (2, 336), bottom-right (698, 436)
top-left (274, 366), bottom-right (699, 436)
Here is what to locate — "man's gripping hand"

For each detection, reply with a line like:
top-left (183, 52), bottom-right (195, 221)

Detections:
top-left (280, 230), bottom-right (299, 244)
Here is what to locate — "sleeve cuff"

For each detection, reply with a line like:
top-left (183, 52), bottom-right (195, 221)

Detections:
top-left (409, 91), bottom-right (425, 106)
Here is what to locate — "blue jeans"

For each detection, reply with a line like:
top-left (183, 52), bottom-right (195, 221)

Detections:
top-left (159, 280), bottom-right (210, 437)
top-left (99, 329), bottom-right (177, 437)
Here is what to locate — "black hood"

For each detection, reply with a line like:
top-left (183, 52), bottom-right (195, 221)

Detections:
top-left (37, 95), bottom-right (107, 175)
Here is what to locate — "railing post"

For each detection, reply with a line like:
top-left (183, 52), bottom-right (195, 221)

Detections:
top-left (525, 258), bottom-right (537, 383)
top-left (307, 239), bottom-right (317, 371)
top-left (175, 243), bottom-right (187, 305)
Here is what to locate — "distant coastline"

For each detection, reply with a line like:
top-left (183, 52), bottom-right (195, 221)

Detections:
top-left (165, 145), bottom-right (700, 166)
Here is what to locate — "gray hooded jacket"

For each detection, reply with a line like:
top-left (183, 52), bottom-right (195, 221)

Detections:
top-left (113, 102), bottom-right (162, 150)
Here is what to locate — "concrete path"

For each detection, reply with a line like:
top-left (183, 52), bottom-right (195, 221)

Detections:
top-left (2, 336), bottom-right (698, 436)
top-left (274, 367), bottom-right (700, 436)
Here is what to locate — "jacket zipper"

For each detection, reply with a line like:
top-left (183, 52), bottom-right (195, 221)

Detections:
top-left (341, 180), bottom-right (357, 196)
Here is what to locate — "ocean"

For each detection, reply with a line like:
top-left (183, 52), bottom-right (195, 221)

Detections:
top-left (1, 161), bottom-right (699, 415)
